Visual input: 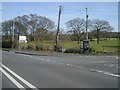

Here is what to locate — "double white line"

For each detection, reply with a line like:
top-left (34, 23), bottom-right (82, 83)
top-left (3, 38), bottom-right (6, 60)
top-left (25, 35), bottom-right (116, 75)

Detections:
top-left (0, 63), bottom-right (39, 90)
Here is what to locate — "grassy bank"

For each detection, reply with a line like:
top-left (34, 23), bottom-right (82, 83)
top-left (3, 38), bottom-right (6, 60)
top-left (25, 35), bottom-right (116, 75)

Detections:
top-left (26, 39), bottom-right (119, 53)
top-left (2, 39), bottom-right (119, 54)
top-left (90, 40), bottom-right (119, 52)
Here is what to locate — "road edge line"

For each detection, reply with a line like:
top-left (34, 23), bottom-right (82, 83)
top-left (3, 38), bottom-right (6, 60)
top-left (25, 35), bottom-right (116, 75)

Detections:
top-left (0, 67), bottom-right (25, 89)
top-left (2, 64), bottom-right (39, 89)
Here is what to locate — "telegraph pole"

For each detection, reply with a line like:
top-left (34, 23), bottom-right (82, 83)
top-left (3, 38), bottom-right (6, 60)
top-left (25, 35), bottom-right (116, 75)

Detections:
top-left (82, 8), bottom-right (90, 54)
top-left (55, 5), bottom-right (62, 50)
top-left (12, 19), bottom-right (15, 48)
top-left (85, 8), bottom-right (88, 40)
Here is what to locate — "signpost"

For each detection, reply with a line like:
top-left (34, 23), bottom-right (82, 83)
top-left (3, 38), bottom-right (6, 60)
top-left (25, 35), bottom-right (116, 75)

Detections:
top-left (19, 36), bottom-right (27, 51)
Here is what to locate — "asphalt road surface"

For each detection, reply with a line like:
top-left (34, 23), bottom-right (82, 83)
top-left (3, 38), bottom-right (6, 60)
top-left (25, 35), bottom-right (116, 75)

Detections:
top-left (1, 51), bottom-right (119, 89)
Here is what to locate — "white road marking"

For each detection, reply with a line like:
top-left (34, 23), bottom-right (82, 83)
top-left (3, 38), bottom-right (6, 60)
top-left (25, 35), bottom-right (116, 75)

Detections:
top-left (106, 56), bottom-right (120, 60)
top-left (1, 64), bottom-right (39, 89)
top-left (46, 60), bottom-right (50, 62)
top-left (66, 64), bottom-right (71, 66)
top-left (115, 57), bottom-right (120, 59)
top-left (69, 65), bottom-right (73, 66)
top-left (83, 61), bottom-right (108, 64)
top-left (23, 55), bottom-right (32, 57)
top-left (0, 67), bottom-right (25, 89)
top-left (104, 64), bottom-right (118, 68)
top-left (24, 55), bottom-right (84, 69)
top-left (66, 64), bottom-right (73, 67)
top-left (15, 53), bottom-right (119, 77)
top-left (90, 69), bottom-right (120, 78)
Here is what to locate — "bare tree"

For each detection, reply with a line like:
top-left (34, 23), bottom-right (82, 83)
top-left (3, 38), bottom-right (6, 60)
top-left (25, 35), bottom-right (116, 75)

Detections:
top-left (2, 14), bottom-right (55, 41)
top-left (92, 19), bottom-right (114, 44)
top-left (66, 18), bottom-right (85, 43)
top-left (15, 16), bottom-right (29, 36)
top-left (28, 14), bottom-right (55, 41)
top-left (35, 28), bottom-right (48, 42)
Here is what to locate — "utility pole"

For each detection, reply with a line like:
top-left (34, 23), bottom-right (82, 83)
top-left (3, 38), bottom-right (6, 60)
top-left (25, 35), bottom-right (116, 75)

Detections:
top-left (12, 19), bottom-right (15, 48)
top-left (82, 8), bottom-right (90, 54)
top-left (85, 8), bottom-right (88, 40)
top-left (55, 5), bottom-right (62, 50)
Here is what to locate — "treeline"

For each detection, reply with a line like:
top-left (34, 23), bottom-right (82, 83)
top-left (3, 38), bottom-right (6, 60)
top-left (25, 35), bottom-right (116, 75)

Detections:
top-left (2, 14), bottom-right (119, 48)
top-left (2, 14), bottom-right (55, 42)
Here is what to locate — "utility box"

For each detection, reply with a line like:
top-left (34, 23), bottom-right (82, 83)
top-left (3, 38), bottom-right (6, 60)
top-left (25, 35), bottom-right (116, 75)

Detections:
top-left (82, 40), bottom-right (90, 54)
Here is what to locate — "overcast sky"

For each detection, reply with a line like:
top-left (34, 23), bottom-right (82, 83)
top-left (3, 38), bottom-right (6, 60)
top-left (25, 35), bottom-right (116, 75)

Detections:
top-left (1, 2), bottom-right (118, 32)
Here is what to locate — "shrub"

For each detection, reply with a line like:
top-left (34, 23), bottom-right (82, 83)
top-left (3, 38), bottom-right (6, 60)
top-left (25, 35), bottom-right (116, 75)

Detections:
top-left (89, 48), bottom-right (95, 53)
top-left (64, 48), bottom-right (81, 53)
top-left (54, 45), bottom-right (63, 52)
top-left (35, 44), bottom-right (43, 51)
top-left (44, 45), bottom-right (50, 50)
top-left (2, 40), bottom-right (12, 48)
top-left (14, 41), bottom-right (19, 49)
top-left (27, 44), bottom-right (35, 50)
top-left (100, 38), bottom-right (107, 41)
top-left (90, 39), bottom-right (95, 41)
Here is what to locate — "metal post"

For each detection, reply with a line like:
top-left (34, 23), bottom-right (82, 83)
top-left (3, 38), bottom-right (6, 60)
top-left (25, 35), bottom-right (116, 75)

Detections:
top-left (12, 19), bottom-right (15, 48)
top-left (19, 42), bottom-right (20, 51)
top-left (85, 8), bottom-right (88, 40)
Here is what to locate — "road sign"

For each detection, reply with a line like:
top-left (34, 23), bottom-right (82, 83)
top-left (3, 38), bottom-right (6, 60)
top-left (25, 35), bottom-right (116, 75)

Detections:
top-left (19, 36), bottom-right (26, 41)
top-left (19, 36), bottom-right (27, 43)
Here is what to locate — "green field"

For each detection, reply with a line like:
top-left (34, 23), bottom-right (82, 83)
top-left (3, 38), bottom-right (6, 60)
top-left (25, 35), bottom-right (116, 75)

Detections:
top-left (27, 39), bottom-right (119, 53)
top-left (90, 40), bottom-right (119, 52)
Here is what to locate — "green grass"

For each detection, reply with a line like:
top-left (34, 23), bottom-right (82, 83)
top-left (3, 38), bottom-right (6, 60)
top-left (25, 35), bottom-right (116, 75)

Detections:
top-left (60, 41), bottom-right (80, 49)
top-left (90, 40), bottom-right (119, 52)
top-left (27, 39), bottom-right (119, 53)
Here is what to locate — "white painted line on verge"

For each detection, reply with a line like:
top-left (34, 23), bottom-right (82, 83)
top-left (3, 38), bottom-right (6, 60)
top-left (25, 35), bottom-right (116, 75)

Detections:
top-left (90, 69), bottom-right (120, 78)
top-left (1, 64), bottom-right (39, 90)
top-left (0, 67), bottom-right (25, 89)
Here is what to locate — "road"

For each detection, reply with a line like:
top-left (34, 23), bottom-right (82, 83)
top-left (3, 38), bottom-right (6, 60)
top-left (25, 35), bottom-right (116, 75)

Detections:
top-left (1, 51), bottom-right (119, 89)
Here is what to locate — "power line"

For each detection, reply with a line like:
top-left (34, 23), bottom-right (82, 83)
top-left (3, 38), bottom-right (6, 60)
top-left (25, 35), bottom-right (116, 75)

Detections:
top-left (89, 10), bottom-right (117, 12)
top-left (64, 9), bottom-right (84, 12)
top-left (2, 8), bottom-right (117, 14)
top-left (88, 11), bottom-right (117, 14)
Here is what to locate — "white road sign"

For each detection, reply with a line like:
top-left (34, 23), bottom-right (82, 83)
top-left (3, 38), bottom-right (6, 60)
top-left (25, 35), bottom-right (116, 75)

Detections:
top-left (19, 36), bottom-right (27, 43)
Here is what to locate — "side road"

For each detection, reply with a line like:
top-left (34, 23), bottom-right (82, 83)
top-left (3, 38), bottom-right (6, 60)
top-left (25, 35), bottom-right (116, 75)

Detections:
top-left (2, 48), bottom-right (118, 57)
top-left (2, 49), bottom-right (84, 57)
